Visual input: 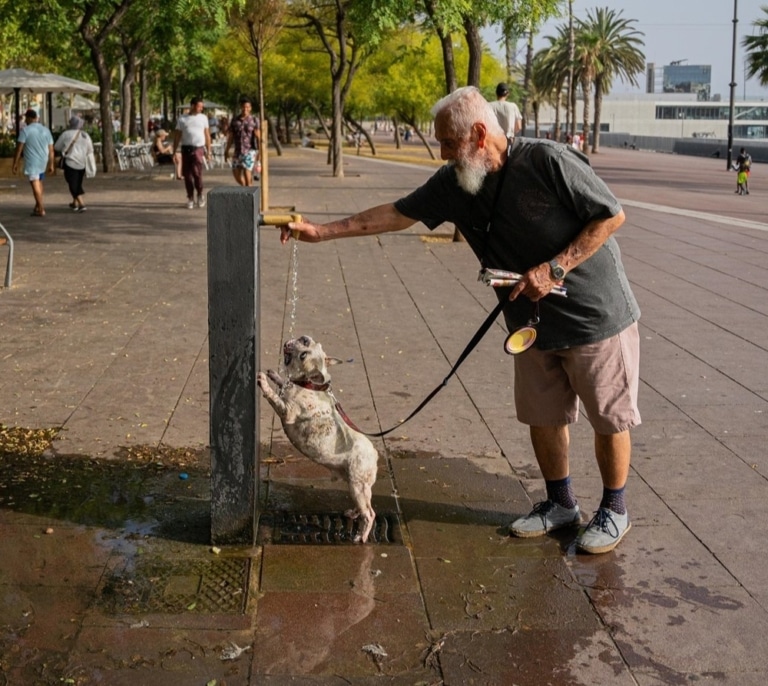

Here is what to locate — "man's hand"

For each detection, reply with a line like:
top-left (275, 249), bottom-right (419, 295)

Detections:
top-left (509, 263), bottom-right (563, 302)
top-left (283, 220), bottom-right (323, 244)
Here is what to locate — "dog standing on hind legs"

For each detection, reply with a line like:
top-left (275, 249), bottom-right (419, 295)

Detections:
top-left (257, 335), bottom-right (378, 543)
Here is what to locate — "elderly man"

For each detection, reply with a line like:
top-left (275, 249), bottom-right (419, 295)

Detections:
top-left (283, 86), bottom-right (641, 554)
top-left (12, 109), bottom-right (55, 217)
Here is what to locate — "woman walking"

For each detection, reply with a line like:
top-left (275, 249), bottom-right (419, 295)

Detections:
top-left (54, 116), bottom-right (94, 212)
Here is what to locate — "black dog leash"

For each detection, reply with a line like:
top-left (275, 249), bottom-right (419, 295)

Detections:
top-left (336, 141), bottom-right (514, 438)
top-left (335, 300), bottom-right (506, 438)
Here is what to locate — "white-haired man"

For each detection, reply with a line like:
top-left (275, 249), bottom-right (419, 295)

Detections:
top-left (282, 86), bottom-right (641, 554)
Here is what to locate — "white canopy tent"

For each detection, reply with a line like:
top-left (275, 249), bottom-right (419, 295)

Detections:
top-left (0, 68), bottom-right (99, 136)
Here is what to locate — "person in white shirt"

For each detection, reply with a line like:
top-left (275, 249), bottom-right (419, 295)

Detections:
top-left (488, 82), bottom-right (523, 138)
top-left (54, 115), bottom-right (95, 212)
top-left (172, 97), bottom-right (212, 209)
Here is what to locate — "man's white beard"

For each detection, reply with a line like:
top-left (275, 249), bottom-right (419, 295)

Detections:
top-left (451, 153), bottom-right (488, 195)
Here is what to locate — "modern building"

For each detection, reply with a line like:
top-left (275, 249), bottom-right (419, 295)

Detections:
top-left (536, 93), bottom-right (768, 140)
top-left (646, 61), bottom-right (713, 101)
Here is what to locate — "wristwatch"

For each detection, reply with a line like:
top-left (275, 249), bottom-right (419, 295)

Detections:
top-left (548, 259), bottom-right (566, 280)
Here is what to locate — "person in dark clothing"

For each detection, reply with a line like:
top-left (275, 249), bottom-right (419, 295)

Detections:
top-left (279, 86), bottom-right (641, 555)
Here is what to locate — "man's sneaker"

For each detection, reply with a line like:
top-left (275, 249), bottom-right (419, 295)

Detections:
top-left (186, 199), bottom-right (195, 210)
top-left (198, 195), bottom-right (206, 208)
top-left (509, 500), bottom-right (581, 538)
top-left (576, 507), bottom-right (631, 554)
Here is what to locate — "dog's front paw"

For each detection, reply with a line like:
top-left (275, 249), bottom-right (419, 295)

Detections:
top-left (267, 369), bottom-right (285, 387)
top-left (257, 371), bottom-right (269, 392)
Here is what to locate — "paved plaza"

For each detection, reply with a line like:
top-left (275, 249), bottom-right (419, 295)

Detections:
top-left (0, 141), bottom-right (767, 684)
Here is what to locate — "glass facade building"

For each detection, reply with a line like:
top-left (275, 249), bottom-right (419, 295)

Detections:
top-left (663, 65), bottom-right (712, 100)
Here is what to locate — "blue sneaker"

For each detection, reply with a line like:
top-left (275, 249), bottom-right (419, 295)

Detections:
top-left (509, 500), bottom-right (581, 538)
top-left (576, 507), bottom-right (631, 554)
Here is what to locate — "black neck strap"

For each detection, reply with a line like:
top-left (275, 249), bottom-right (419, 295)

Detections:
top-left (480, 139), bottom-right (512, 269)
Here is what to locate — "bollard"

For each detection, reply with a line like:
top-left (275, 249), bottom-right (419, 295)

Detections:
top-left (207, 186), bottom-right (261, 545)
top-left (207, 190), bottom-right (301, 545)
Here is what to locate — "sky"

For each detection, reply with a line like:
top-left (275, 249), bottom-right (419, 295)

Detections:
top-left (487, 0), bottom-right (768, 101)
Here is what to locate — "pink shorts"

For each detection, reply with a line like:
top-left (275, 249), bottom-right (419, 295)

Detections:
top-left (514, 323), bottom-right (641, 434)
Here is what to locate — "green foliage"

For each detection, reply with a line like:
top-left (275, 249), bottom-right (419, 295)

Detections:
top-left (743, 7), bottom-right (768, 87)
top-left (0, 134), bottom-right (17, 158)
top-left (348, 26), bottom-right (505, 124)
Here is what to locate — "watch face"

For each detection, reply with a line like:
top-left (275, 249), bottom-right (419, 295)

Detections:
top-left (550, 261), bottom-right (565, 279)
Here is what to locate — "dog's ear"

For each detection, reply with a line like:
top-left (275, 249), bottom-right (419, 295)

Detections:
top-left (325, 356), bottom-right (344, 367)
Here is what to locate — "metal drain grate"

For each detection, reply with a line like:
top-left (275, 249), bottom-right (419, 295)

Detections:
top-left (99, 558), bottom-right (250, 615)
top-left (259, 511), bottom-right (402, 545)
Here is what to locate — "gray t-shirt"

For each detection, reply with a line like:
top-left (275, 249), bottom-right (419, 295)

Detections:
top-left (394, 137), bottom-right (640, 350)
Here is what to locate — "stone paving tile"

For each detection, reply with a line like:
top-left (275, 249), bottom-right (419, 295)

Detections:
top-left (439, 627), bottom-right (636, 686)
top-left (251, 591), bottom-right (433, 680)
top-left (73, 625), bottom-right (254, 685)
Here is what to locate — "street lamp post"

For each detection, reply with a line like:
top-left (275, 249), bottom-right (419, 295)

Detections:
top-left (727, 0), bottom-right (738, 170)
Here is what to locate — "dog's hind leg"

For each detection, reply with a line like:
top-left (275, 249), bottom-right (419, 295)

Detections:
top-left (347, 480), bottom-right (375, 544)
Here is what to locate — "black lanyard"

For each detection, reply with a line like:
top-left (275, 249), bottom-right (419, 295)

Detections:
top-left (480, 138), bottom-right (512, 269)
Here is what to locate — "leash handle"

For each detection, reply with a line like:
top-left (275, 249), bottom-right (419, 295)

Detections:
top-left (341, 300), bottom-right (506, 438)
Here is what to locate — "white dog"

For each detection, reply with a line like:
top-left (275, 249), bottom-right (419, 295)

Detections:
top-left (257, 335), bottom-right (378, 543)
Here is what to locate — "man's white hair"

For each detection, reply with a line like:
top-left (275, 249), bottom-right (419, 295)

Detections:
top-left (431, 86), bottom-right (505, 138)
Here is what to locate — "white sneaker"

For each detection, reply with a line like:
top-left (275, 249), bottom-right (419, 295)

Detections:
top-left (186, 200), bottom-right (194, 210)
top-left (509, 500), bottom-right (581, 538)
top-left (576, 507), bottom-right (631, 554)
top-left (198, 195), bottom-right (206, 208)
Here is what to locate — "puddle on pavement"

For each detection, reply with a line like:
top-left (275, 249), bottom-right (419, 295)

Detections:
top-left (0, 430), bottom-right (212, 547)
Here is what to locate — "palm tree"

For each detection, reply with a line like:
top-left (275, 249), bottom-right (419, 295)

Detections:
top-left (578, 7), bottom-right (645, 153)
top-left (534, 28), bottom-right (573, 141)
top-left (572, 29), bottom-right (600, 155)
top-left (743, 6), bottom-right (768, 86)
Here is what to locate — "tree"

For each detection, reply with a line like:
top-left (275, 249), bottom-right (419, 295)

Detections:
top-left (497, 0), bottom-right (562, 133)
top-left (534, 27), bottom-right (571, 140)
top-left (744, 6), bottom-right (768, 86)
top-left (579, 7), bottom-right (644, 153)
top-left (360, 29), bottom-right (448, 157)
top-left (78, 0), bottom-right (136, 172)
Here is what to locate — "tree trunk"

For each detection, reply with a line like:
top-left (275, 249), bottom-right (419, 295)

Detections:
top-left (463, 17), bottom-right (482, 87)
top-left (553, 79), bottom-right (562, 141)
top-left (330, 78), bottom-right (344, 177)
top-left (139, 64), bottom-right (149, 142)
top-left (521, 30), bottom-right (534, 135)
top-left (267, 117), bottom-right (283, 155)
top-left (581, 75), bottom-right (591, 156)
top-left (307, 100), bottom-right (331, 141)
top-left (567, 0), bottom-right (575, 138)
top-left (346, 114), bottom-right (376, 155)
top-left (424, 0), bottom-right (456, 93)
top-left (592, 78), bottom-right (603, 153)
top-left (121, 46), bottom-right (139, 142)
top-left (83, 39), bottom-right (115, 172)
top-left (503, 24), bottom-right (519, 80)
top-left (392, 116), bottom-right (401, 148)
top-left (399, 113), bottom-right (436, 160)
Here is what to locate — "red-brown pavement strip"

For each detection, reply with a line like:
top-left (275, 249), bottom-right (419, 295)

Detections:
top-left (1, 142), bottom-right (768, 684)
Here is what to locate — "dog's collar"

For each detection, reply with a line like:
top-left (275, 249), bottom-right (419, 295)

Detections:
top-left (292, 378), bottom-right (331, 392)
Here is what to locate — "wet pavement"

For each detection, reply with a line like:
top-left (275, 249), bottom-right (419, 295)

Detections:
top-left (1, 140), bottom-right (768, 685)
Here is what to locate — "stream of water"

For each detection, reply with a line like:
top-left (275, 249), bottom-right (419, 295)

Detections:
top-left (278, 239), bottom-right (300, 379)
